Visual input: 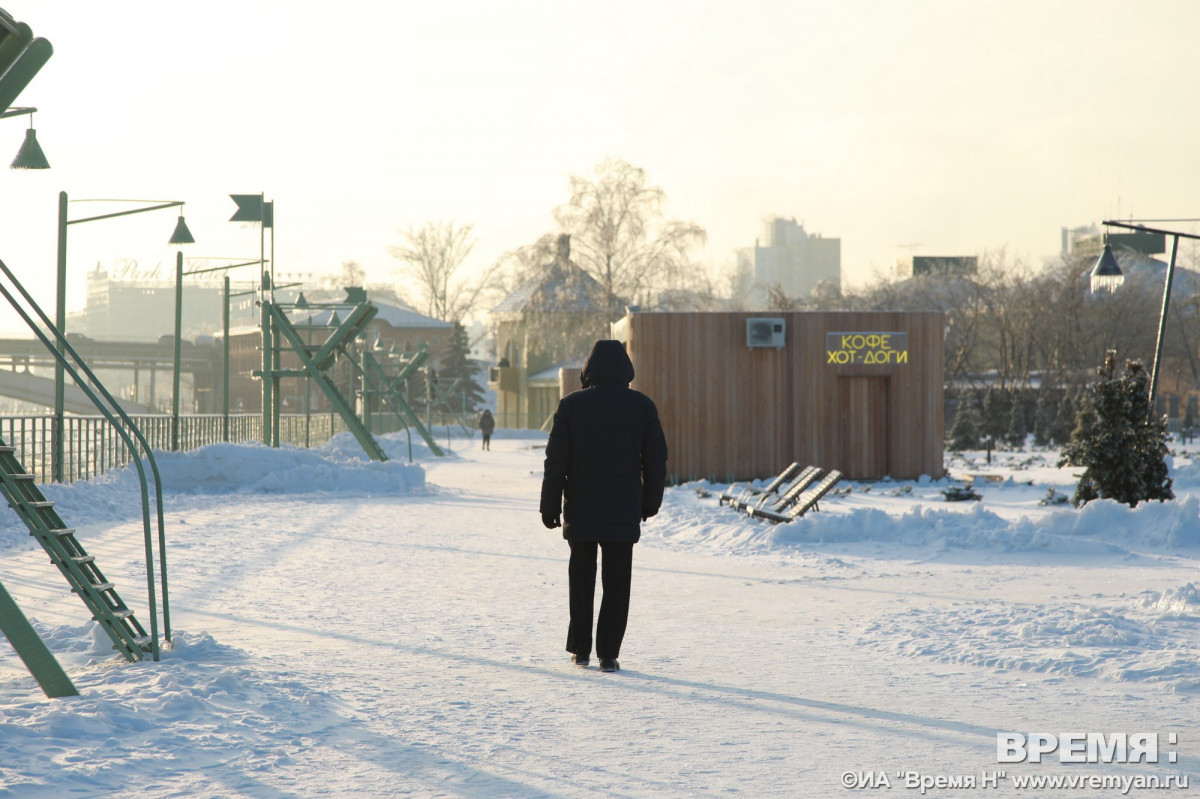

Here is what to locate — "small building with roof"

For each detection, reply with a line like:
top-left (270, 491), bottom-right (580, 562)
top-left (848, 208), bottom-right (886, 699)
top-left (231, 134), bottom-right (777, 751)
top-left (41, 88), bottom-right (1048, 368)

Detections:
top-left (488, 235), bottom-right (620, 428)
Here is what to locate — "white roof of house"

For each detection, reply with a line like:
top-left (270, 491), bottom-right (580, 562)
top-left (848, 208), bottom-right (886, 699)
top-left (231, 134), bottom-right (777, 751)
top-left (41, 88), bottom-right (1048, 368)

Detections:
top-left (288, 300), bottom-right (451, 330)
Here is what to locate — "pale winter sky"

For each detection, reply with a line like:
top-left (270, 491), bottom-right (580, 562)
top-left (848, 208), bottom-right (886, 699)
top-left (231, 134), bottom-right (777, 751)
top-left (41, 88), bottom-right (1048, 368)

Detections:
top-left (0, 0), bottom-right (1196, 333)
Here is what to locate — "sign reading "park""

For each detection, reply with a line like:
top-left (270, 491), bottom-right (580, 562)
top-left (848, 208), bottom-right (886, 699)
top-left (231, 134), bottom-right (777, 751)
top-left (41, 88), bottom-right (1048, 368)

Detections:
top-left (825, 332), bottom-right (909, 365)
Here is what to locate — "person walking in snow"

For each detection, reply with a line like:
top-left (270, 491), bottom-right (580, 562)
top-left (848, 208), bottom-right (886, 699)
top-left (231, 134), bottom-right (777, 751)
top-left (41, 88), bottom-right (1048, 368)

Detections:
top-left (478, 409), bottom-right (495, 451)
top-left (539, 340), bottom-right (668, 672)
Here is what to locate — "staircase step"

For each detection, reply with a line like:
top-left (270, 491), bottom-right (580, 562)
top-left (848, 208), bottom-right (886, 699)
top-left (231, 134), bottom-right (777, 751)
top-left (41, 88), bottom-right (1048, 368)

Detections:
top-left (105, 635), bottom-right (152, 654)
top-left (0, 434), bottom-right (149, 664)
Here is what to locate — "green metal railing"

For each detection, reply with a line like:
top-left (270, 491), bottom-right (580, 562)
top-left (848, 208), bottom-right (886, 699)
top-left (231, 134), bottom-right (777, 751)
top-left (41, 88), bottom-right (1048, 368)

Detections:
top-left (0, 258), bottom-right (170, 661)
top-left (0, 412), bottom-right (356, 484)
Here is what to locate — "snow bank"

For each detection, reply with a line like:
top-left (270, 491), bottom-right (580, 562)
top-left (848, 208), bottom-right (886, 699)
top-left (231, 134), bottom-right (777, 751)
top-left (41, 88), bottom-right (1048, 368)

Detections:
top-left (0, 626), bottom-right (346, 795)
top-left (661, 472), bottom-right (1200, 557)
top-left (0, 437), bottom-right (426, 552)
top-left (861, 583), bottom-right (1200, 692)
top-left (772, 496), bottom-right (1200, 553)
top-left (150, 438), bottom-right (425, 496)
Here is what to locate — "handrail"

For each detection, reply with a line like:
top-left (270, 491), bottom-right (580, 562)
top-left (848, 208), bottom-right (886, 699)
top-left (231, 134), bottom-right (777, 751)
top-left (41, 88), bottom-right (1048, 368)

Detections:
top-left (0, 259), bottom-right (169, 661)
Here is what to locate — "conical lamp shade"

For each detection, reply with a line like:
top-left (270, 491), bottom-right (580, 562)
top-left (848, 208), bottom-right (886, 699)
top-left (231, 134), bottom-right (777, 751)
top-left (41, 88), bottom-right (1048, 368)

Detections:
top-left (10, 128), bottom-right (49, 169)
top-left (169, 215), bottom-right (195, 245)
top-left (294, 291), bottom-right (309, 309)
top-left (1089, 243), bottom-right (1124, 293)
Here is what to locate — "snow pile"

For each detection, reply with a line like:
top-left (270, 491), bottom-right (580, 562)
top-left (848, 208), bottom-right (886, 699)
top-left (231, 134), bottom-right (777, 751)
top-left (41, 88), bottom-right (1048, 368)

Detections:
top-left (861, 586), bottom-right (1200, 692)
top-left (0, 436), bottom-right (426, 552)
top-left (776, 494), bottom-right (1200, 553)
top-left (154, 436), bottom-right (426, 495)
top-left (660, 478), bottom-right (1200, 557)
top-left (0, 629), bottom-right (346, 796)
top-left (1139, 582), bottom-right (1200, 618)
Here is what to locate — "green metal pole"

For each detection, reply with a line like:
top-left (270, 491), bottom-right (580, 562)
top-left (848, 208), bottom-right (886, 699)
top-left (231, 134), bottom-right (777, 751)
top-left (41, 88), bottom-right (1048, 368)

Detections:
top-left (426, 368), bottom-right (433, 434)
top-left (0, 578), bottom-right (78, 698)
top-left (53, 190), bottom-right (67, 483)
top-left (305, 313), bottom-right (312, 447)
top-left (222, 275), bottom-right (230, 442)
top-left (172, 251), bottom-right (182, 451)
top-left (361, 344), bottom-right (371, 434)
top-left (1148, 234), bottom-right (1180, 422)
top-left (259, 192), bottom-right (270, 446)
top-left (271, 311), bottom-right (281, 447)
top-left (260, 277), bottom-right (271, 446)
top-left (266, 193), bottom-right (283, 447)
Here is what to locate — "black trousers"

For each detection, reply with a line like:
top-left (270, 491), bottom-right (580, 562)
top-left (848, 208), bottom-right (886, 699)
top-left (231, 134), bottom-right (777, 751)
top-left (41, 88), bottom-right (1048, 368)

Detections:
top-left (566, 540), bottom-right (633, 660)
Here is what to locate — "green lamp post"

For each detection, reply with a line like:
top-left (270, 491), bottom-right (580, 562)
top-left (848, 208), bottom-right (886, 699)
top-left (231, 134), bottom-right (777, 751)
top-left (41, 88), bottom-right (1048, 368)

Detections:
top-left (1094, 219), bottom-right (1200, 421)
top-left (54, 193), bottom-right (194, 481)
top-left (180, 257), bottom-right (264, 443)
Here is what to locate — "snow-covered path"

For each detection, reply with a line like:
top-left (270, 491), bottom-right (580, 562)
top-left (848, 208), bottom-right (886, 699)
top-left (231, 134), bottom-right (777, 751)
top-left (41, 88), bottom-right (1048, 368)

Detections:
top-left (2, 434), bottom-right (1199, 796)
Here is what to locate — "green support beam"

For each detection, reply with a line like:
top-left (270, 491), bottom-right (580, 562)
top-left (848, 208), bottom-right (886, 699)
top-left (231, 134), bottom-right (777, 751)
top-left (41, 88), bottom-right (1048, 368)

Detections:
top-left (358, 348), bottom-right (445, 456)
top-left (265, 302), bottom-right (388, 462)
top-left (0, 578), bottom-right (78, 698)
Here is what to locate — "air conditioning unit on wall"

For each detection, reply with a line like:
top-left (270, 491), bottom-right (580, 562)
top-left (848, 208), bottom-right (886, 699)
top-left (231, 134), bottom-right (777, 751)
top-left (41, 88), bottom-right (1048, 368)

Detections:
top-left (746, 317), bottom-right (786, 348)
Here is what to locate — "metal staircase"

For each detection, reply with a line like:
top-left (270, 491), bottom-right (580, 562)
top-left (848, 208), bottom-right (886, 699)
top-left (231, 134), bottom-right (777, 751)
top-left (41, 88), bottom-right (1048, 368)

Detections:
top-left (0, 439), bottom-right (149, 662)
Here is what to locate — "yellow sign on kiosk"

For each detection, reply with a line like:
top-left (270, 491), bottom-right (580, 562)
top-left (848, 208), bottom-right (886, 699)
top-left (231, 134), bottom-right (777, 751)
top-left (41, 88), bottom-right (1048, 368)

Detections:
top-left (826, 332), bottom-right (909, 365)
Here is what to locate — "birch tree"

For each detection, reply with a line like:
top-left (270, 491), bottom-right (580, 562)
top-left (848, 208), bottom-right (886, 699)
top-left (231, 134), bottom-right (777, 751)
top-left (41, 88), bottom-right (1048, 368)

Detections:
top-left (390, 221), bottom-right (489, 322)
top-left (554, 158), bottom-right (706, 314)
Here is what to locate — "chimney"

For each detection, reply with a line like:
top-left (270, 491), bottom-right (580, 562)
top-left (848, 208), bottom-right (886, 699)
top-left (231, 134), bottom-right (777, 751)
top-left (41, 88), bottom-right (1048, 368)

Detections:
top-left (556, 234), bottom-right (571, 263)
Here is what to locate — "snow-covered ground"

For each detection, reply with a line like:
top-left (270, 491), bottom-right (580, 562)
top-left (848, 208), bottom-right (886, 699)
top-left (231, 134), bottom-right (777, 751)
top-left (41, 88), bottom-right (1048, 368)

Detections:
top-left (2, 431), bottom-right (1199, 797)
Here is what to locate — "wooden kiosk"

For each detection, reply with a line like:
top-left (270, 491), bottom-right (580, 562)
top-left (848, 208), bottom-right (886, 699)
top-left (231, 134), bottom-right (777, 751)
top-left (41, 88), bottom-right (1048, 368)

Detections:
top-left (613, 311), bottom-right (945, 482)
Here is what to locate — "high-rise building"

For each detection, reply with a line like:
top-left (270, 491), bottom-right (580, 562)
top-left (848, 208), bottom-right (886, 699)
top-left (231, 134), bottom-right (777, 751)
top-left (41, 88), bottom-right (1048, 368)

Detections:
top-left (737, 217), bottom-right (840, 306)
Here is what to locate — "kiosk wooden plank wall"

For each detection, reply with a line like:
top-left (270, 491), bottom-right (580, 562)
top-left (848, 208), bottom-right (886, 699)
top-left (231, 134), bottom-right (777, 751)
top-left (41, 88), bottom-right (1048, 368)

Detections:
top-left (622, 311), bottom-right (945, 482)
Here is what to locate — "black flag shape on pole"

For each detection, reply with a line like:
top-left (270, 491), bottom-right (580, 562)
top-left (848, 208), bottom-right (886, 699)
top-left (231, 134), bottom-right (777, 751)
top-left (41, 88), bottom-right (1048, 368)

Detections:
top-left (229, 194), bottom-right (273, 227)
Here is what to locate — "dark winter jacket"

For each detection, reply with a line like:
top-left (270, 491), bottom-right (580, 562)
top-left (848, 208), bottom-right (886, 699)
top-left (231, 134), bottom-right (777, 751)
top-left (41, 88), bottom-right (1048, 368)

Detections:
top-left (540, 340), bottom-right (668, 543)
top-left (478, 410), bottom-right (495, 435)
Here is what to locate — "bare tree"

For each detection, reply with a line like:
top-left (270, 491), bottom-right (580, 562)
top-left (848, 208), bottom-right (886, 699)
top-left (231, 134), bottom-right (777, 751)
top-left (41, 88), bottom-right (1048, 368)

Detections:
top-left (320, 260), bottom-right (367, 290)
top-left (390, 221), bottom-right (490, 322)
top-left (554, 158), bottom-right (706, 313)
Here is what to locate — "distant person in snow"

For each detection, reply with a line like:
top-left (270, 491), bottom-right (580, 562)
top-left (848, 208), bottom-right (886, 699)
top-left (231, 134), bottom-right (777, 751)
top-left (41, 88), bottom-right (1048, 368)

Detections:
top-left (539, 340), bottom-right (668, 673)
top-left (478, 409), bottom-right (495, 451)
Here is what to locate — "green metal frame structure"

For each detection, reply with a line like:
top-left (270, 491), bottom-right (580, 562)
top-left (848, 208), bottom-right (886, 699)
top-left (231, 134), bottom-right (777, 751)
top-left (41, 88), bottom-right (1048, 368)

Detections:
top-left (0, 257), bottom-right (169, 671)
top-left (260, 296), bottom-right (458, 462)
top-left (263, 301), bottom-right (389, 461)
top-left (424, 374), bottom-right (473, 437)
top-left (356, 346), bottom-right (445, 457)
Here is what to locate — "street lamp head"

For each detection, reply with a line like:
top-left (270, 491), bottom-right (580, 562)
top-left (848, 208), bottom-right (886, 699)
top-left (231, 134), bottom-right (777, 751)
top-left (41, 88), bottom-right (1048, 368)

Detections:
top-left (10, 125), bottom-right (47, 169)
top-left (169, 214), bottom-right (195, 245)
top-left (294, 291), bottom-right (309, 310)
top-left (1090, 243), bottom-right (1124, 294)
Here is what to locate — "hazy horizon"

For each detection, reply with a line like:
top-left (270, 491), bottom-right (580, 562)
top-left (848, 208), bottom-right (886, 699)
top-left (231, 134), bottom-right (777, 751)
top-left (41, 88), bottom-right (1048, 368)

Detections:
top-left (0, 0), bottom-right (1195, 335)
